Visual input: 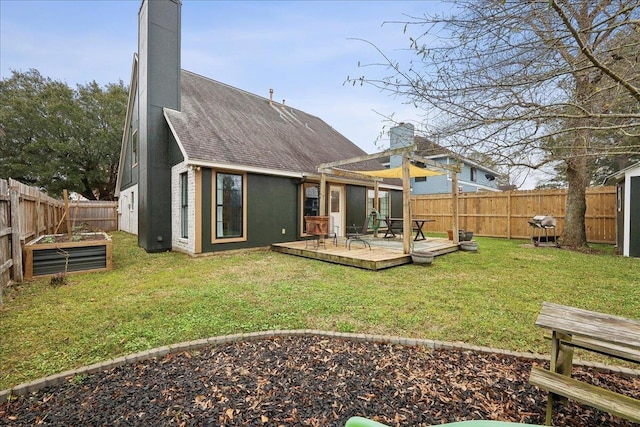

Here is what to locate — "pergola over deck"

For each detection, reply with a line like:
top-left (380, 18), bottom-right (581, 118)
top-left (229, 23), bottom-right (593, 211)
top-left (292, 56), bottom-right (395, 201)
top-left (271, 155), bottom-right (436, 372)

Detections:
top-left (317, 147), bottom-right (462, 254)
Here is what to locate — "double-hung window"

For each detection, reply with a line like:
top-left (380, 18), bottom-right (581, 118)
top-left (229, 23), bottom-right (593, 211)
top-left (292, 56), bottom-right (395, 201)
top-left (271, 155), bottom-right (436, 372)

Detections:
top-left (215, 172), bottom-right (245, 240)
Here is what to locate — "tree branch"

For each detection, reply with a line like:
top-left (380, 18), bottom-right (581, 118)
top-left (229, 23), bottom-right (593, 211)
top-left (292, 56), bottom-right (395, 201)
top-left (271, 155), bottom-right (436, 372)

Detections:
top-left (550, 0), bottom-right (640, 102)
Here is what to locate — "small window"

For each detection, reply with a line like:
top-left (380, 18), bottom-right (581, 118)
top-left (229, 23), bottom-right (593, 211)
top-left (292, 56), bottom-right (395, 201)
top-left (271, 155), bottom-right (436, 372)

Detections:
top-left (470, 167), bottom-right (477, 182)
top-left (330, 189), bottom-right (341, 213)
top-left (180, 173), bottom-right (188, 238)
top-left (415, 177), bottom-right (427, 183)
top-left (130, 191), bottom-right (135, 211)
top-left (617, 185), bottom-right (622, 212)
top-left (131, 128), bottom-right (138, 166)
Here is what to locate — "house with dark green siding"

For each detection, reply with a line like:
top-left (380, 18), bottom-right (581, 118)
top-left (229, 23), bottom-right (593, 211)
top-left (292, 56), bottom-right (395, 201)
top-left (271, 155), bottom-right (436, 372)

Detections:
top-left (115, 0), bottom-right (401, 255)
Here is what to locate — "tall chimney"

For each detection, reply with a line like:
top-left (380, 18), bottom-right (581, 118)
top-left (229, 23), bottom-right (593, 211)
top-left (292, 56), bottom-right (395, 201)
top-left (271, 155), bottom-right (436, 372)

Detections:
top-left (389, 122), bottom-right (414, 168)
top-left (137, 0), bottom-right (181, 252)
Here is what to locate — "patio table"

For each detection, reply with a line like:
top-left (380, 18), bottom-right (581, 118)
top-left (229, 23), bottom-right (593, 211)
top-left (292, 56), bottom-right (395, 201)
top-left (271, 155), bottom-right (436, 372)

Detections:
top-left (383, 217), bottom-right (435, 241)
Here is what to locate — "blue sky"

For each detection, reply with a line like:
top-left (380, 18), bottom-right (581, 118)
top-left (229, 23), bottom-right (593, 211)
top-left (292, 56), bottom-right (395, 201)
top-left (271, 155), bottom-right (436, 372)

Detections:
top-left (1, 0), bottom-right (451, 155)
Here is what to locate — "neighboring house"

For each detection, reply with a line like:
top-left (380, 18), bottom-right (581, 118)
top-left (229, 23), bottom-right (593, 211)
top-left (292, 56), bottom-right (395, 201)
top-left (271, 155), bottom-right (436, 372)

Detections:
top-left (603, 162), bottom-right (640, 257)
top-left (115, 0), bottom-right (401, 254)
top-left (382, 123), bottom-right (501, 194)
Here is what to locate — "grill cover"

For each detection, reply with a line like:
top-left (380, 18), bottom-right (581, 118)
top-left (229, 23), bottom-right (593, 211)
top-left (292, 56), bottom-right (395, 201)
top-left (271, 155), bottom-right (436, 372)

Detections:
top-left (529, 215), bottom-right (556, 228)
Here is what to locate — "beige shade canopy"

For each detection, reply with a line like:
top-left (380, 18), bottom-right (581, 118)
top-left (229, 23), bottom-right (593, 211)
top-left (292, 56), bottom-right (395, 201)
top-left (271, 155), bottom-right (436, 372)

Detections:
top-left (348, 164), bottom-right (444, 179)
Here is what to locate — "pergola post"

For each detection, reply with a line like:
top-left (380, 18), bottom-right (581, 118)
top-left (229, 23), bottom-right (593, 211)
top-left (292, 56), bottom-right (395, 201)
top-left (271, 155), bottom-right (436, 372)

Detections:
top-left (452, 165), bottom-right (460, 245)
top-left (319, 172), bottom-right (327, 216)
top-left (373, 181), bottom-right (379, 237)
top-left (402, 153), bottom-right (412, 254)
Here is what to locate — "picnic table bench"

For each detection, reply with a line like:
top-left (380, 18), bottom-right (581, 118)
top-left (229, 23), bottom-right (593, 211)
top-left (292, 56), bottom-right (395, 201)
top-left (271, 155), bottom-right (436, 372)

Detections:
top-left (528, 302), bottom-right (640, 425)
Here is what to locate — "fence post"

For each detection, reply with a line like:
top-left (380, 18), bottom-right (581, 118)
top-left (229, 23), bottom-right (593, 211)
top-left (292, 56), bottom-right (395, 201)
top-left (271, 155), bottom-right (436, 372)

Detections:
top-left (32, 193), bottom-right (39, 239)
top-left (507, 191), bottom-right (512, 239)
top-left (10, 186), bottom-right (23, 283)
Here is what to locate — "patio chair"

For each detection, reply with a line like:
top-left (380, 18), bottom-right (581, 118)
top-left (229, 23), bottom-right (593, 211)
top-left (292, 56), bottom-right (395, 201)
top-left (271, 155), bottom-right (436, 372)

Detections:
top-left (345, 417), bottom-right (388, 427)
top-left (346, 217), bottom-right (371, 250)
top-left (345, 418), bottom-right (538, 427)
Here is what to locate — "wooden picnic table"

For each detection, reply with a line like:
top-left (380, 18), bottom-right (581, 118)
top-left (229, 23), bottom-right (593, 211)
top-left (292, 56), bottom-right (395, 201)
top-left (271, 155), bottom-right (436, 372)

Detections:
top-left (528, 302), bottom-right (640, 425)
top-left (383, 217), bottom-right (435, 241)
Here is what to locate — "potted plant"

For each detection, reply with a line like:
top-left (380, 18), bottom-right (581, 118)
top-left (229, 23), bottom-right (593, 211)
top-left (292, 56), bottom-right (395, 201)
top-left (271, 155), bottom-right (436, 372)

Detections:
top-left (460, 240), bottom-right (479, 252)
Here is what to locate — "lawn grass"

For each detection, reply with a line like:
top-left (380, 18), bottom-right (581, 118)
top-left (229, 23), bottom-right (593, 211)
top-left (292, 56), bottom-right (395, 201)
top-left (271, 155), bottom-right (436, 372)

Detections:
top-left (1, 231), bottom-right (638, 390)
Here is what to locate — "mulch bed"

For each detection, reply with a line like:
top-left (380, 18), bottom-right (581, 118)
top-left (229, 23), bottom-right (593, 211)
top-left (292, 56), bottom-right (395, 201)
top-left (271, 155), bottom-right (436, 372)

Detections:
top-left (1, 336), bottom-right (639, 426)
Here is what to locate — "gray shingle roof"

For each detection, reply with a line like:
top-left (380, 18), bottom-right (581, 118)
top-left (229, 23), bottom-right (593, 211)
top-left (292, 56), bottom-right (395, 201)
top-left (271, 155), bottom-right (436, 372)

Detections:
top-left (164, 70), bottom-right (384, 175)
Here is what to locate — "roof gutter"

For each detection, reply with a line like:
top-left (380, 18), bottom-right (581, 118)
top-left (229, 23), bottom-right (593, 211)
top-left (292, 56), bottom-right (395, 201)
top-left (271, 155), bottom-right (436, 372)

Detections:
top-left (186, 159), bottom-right (305, 178)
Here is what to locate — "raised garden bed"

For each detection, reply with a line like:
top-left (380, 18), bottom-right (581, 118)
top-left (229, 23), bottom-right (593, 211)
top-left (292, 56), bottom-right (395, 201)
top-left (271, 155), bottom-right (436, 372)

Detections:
top-left (23, 232), bottom-right (112, 279)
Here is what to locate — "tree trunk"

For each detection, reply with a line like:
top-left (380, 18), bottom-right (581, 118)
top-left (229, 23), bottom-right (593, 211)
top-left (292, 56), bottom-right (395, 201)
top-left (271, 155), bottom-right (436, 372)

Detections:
top-left (563, 157), bottom-right (588, 248)
top-left (81, 177), bottom-right (97, 201)
top-left (563, 65), bottom-right (591, 249)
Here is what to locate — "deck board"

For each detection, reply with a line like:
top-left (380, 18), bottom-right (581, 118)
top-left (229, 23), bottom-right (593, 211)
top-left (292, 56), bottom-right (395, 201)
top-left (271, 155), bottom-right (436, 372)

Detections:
top-left (271, 237), bottom-right (459, 271)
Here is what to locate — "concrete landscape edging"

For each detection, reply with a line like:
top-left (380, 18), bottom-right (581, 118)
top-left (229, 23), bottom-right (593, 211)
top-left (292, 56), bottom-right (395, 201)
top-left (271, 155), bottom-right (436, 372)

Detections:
top-left (2, 329), bottom-right (639, 404)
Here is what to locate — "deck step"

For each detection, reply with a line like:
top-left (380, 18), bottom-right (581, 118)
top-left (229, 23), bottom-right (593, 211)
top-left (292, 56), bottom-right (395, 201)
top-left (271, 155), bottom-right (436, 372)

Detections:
top-left (529, 366), bottom-right (640, 423)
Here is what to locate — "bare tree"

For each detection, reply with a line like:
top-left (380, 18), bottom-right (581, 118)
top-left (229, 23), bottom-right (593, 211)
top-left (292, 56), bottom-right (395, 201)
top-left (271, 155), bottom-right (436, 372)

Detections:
top-left (350, 0), bottom-right (640, 248)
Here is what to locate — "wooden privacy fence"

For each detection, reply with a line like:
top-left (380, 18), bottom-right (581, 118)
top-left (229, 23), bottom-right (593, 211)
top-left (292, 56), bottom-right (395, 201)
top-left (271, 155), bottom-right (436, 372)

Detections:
top-left (412, 187), bottom-right (616, 244)
top-left (0, 179), bottom-right (118, 294)
top-left (66, 200), bottom-right (119, 232)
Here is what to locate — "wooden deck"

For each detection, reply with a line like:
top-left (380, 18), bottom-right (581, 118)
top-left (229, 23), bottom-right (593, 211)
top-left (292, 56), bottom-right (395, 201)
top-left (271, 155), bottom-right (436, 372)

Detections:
top-left (271, 236), bottom-right (459, 271)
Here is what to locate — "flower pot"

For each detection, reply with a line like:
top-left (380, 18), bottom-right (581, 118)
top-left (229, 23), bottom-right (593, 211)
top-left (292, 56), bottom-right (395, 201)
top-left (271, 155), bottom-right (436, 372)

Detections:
top-left (411, 250), bottom-right (435, 265)
top-left (460, 240), bottom-right (479, 252)
top-left (458, 230), bottom-right (473, 241)
top-left (447, 229), bottom-right (453, 240)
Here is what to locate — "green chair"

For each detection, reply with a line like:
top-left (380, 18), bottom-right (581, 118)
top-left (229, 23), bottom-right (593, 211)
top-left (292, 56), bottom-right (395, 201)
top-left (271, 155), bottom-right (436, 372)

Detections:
top-left (344, 417), bottom-right (389, 427)
top-left (432, 422), bottom-right (539, 426)
top-left (345, 417), bottom-right (540, 427)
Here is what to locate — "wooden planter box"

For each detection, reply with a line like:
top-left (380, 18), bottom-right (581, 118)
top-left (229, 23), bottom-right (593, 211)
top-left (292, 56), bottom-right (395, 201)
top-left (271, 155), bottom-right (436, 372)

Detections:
top-left (24, 232), bottom-right (113, 279)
